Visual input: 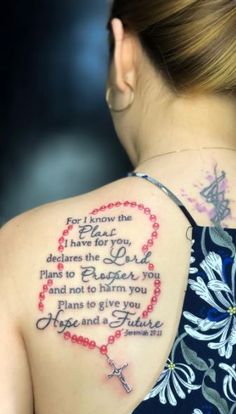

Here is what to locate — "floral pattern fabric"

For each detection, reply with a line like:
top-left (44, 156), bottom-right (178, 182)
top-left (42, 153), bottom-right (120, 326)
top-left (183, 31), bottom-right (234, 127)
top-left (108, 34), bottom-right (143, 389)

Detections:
top-left (132, 225), bottom-right (236, 414)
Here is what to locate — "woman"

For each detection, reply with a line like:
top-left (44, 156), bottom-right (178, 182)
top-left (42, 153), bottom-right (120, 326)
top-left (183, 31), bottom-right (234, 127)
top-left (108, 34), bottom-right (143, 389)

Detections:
top-left (0, 1), bottom-right (236, 413)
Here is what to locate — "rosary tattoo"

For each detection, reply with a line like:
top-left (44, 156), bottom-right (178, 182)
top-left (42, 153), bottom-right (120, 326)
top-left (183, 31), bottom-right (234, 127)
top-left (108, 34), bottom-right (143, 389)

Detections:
top-left (36, 200), bottom-right (162, 393)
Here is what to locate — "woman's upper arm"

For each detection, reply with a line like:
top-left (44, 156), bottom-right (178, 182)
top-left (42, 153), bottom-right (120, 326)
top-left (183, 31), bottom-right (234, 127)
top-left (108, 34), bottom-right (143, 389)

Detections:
top-left (0, 219), bottom-right (34, 414)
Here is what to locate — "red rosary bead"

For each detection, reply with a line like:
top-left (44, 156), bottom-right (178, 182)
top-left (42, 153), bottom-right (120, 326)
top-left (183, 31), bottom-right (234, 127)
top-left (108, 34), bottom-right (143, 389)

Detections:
top-left (115, 201), bottom-right (122, 207)
top-left (108, 335), bottom-right (115, 344)
top-left (83, 338), bottom-right (90, 347)
top-left (64, 331), bottom-right (71, 340)
top-left (151, 296), bottom-right (158, 304)
top-left (153, 222), bottom-right (160, 230)
top-left (154, 288), bottom-right (161, 295)
top-left (152, 231), bottom-right (158, 239)
top-left (148, 263), bottom-right (155, 271)
top-left (138, 204), bottom-right (144, 210)
top-left (63, 230), bottom-right (69, 236)
top-left (38, 302), bottom-right (44, 311)
top-left (148, 239), bottom-right (154, 246)
top-left (71, 335), bottom-right (78, 343)
top-left (58, 245), bottom-right (64, 252)
top-left (100, 205), bottom-right (106, 211)
top-left (88, 340), bottom-right (96, 349)
top-left (154, 279), bottom-right (161, 287)
top-left (144, 208), bottom-right (151, 215)
top-left (43, 284), bottom-right (48, 292)
top-left (39, 292), bottom-right (45, 300)
top-left (115, 330), bottom-right (122, 339)
top-left (47, 279), bottom-right (53, 286)
top-left (123, 201), bottom-right (130, 206)
top-left (150, 215), bottom-right (157, 222)
top-left (147, 304), bottom-right (154, 312)
top-left (108, 203), bottom-right (114, 208)
top-left (100, 345), bottom-right (108, 355)
top-left (57, 263), bottom-right (64, 271)
top-left (92, 209), bottom-right (99, 215)
top-left (59, 237), bottom-right (64, 244)
top-left (130, 202), bottom-right (137, 207)
top-left (142, 245), bottom-right (148, 253)
top-left (68, 225), bottom-right (73, 230)
top-left (77, 336), bottom-right (84, 345)
top-left (142, 311), bottom-right (149, 318)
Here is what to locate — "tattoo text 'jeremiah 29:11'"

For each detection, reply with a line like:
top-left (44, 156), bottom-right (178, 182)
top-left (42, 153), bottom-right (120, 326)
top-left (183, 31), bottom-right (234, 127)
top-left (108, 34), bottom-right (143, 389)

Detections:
top-left (35, 201), bottom-right (163, 392)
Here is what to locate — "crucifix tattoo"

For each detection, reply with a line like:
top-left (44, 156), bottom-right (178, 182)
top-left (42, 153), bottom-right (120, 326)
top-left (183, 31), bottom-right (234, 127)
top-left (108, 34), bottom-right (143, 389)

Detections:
top-left (106, 357), bottom-right (133, 393)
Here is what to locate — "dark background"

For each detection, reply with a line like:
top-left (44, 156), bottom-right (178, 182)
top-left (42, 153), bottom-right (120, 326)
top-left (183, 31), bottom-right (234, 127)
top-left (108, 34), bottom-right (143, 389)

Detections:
top-left (0, 1), bottom-right (132, 226)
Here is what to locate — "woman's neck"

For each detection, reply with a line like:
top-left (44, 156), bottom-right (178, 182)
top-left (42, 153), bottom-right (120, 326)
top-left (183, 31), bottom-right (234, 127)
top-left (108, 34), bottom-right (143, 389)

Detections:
top-left (130, 93), bottom-right (236, 168)
top-left (133, 147), bottom-right (236, 180)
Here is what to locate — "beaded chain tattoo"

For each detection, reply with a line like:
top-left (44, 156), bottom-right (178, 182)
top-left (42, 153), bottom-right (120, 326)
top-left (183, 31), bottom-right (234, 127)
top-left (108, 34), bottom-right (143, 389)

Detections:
top-left (35, 201), bottom-right (163, 393)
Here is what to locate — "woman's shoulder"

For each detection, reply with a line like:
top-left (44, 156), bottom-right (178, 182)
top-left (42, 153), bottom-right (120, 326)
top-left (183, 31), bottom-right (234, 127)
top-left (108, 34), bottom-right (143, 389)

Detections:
top-left (0, 173), bottom-right (169, 251)
top-left (0, 175), bottom-right (191, 414)
top-left (0, 176), bottom-right (128, 242)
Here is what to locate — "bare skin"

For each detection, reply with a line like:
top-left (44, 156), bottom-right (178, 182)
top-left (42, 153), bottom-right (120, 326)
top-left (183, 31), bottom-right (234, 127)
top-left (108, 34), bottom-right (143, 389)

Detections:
top-left (0, 17), bottom-right (236, 414)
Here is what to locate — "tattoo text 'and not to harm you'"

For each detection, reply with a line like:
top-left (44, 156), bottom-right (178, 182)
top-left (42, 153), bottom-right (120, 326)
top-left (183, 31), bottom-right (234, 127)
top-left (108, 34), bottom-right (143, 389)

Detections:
top-left (35, 202), bottom-right (163, 393)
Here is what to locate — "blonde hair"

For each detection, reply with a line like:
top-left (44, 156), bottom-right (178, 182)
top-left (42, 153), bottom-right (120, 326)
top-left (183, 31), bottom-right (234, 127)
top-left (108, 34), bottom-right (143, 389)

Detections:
top-left (107, 0), bottom-right (236, 97)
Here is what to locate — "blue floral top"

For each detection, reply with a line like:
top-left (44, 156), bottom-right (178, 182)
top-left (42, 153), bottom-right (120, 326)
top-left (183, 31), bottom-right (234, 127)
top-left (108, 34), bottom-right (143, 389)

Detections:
top-left (127, 172), bottom-right (236, 414)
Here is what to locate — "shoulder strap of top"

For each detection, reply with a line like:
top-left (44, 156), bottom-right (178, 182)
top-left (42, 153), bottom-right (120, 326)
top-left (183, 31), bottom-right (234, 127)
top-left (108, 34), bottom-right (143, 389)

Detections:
top-left (127, 171), bottom-right (197, 228)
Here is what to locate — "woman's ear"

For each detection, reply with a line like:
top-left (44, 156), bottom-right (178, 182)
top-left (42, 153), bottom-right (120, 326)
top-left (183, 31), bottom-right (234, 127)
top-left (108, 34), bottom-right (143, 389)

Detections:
top-left (110, 18), bottom-right (136, 93)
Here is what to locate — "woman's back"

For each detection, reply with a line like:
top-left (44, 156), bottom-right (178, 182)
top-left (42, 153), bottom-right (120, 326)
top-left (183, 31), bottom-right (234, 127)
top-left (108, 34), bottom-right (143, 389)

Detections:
top-left (1, 151), bottom-right (236, 414)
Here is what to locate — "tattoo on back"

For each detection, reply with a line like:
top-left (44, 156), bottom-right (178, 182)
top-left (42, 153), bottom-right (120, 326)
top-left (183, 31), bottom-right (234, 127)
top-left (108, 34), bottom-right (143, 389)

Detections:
top-left (35, 201), bottom-right (163, 358)
top-left (181, 164), bottom-right (232, 227)
top-left (200, 165), bottom-right (231, 225)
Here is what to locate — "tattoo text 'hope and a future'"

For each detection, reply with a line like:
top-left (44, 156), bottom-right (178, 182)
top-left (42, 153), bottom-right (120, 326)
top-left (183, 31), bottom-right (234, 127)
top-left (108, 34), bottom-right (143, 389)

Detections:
top-left (36, 207), bottom-right (163, 339)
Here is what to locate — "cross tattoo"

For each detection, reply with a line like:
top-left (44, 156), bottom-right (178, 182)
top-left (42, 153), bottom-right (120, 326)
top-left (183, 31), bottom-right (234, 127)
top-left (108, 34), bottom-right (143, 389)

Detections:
top-left (107, 357), bottom-right (133, 393)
